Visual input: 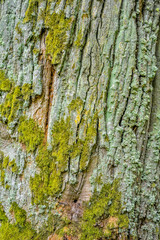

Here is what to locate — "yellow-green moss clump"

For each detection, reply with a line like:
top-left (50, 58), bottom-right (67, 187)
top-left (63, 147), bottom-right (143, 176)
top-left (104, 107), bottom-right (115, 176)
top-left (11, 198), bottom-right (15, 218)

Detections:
top-left (29, 97), bottom-right (98, 204)
top-left (18, 117), bottom-right (44, 152)
top-left (0, 83), bottom-right (32, 124)
top-left (0, 154), bottom-right (19, 187)
top-left (0, 155), bottom-right (8, 186)
top-left (80, 180), bottom-right (129, 240)
top-left (79, 116), bottom-right (97, 170)
top-left (74, 29), bottom-right (83, 48)
top-left (0, 202), bottom-right (36, 240)
top-left (8, 159), bottom-right (18, 173)
top-left (45, 12), bottom-right (72, 64)
top-left (24, 0), bottom-right (72, 64)
top-left (30, 118), bottom-right (71, 204)
top-left (23, 0), bottom-right (40, 23)
top-left (0, 70), bottom-right (12, 92)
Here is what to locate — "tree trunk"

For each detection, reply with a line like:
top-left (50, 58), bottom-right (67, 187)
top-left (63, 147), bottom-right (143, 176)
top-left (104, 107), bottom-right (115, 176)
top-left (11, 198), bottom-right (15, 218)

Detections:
top-left (0, 0), bottom-right (160, 239)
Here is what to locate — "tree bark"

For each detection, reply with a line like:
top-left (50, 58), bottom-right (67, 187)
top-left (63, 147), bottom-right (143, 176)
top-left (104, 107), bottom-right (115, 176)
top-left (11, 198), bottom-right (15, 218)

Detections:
top-left (0, 0), bottom-right (160, 239)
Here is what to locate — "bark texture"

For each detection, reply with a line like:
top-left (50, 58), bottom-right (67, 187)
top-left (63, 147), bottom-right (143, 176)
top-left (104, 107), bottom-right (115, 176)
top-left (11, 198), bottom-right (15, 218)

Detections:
top-left (0, 0), bottom-right (160, 239)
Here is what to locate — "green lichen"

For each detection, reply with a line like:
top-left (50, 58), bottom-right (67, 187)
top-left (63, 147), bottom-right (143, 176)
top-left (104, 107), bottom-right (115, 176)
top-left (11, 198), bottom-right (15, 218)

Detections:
top-left (18, 117), bottom-right (44, 152)
top-left (15, 22), bottom-right (22, 36)
top-left (74, 29), bottom-right (83, 48)
top-left (5, 184), bottom-right (11, 190)
top-left (21, 83), bottom-right (32, 101)
top-left (8, 159), bottom-right (18, 173)
top-left (0, 204), bottom-right (8, 223)
top-left (0, 83), bottom-right (32, 124)
top-left (52, 117), bottom-right (71, 171)
top-left (80, 180), bottom-right (129, 240)
top-left (30, 117), bottom-right (71, 204)
top-left (2, 156), bottom-right (9, 169)
top-left (33, 48), bottom-right (40, 55)
top-left (0, 202), bottom-right (36, 240)
top-left (0, 155), bottom-right (19, 186)
top-left (68, 97), bottom-right (84, 112)
top-left (30, 98), bottom-right (98, 204)
top-left (30, 144), bottom-right (57, 204)
top-left (0, 170), bottom-right (5, 186)
top-left (0, 70), bottom-right (12, 92)
top-left (45, 12), bottom-right (72, 64)
top-left (80, 116), bottom-right (97, 170)
top-left (10, 202), bottom-right (26, 227)
top-left (8, 86), bottom-right (22, 123)
top-left (23, 0), bottom-right (40, 24)
top-left (0, 151), bottom-right (4, 164)
top-left (24, 0), bottom-right (72, 64)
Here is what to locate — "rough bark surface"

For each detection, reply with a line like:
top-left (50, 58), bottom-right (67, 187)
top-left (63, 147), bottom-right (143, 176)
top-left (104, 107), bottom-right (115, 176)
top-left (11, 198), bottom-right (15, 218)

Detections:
top-left (0, 0), bottom-right (160, 239)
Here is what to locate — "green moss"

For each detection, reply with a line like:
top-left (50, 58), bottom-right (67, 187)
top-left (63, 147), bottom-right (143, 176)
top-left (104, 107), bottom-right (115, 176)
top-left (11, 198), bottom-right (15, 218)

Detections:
top-left (0, 151), bottom-right (4, 165)
top-left (0, 155), bottom-right (19, 186)
top-left (0, 204), bottom-right (8, 222)
top-left (80, 180), bottom-right (129, 240)
top-left (52, 117), bottom-right (71, 170)
top-left (10, 202), bottom-right (26, 227)
top-left (65, 0), bottom-right (74, 5)
top-left (0, 83), bottom-right (32, 124)
top-left (0, 222), bottom-right (36, 240)
top-left (15, 22), bottom-right (22, 36)
top-left (21, 83), bottom-right (32, 101)
top-left (0, 86), bottom-right (22, 123)
top-left (8, 86), bottom-right (22, 123)
top-left (74, 29), bottom-right (83, 48)
top-left (8, 159), bottom-right (18, 173)
top-left (18, 117), bottom-right (44, 152)
top-left (2, 156), bottom-right (9, 169)
top-left (0, 70), bottom-right (12, 92)
top-left (80, 115), bottom-right (97, 170)
top-left (24, 0), bottom-right (72, 64)
top-left (30, 117), bottom-right (72, 204)
top-left (0, 170), bottom-right (5, 186)
top-left (5, 184), bottom-right (11, 190)
top-left (33, 48), bottom-right (40, 55)
top-left (23, 0), bottom-right (40, 23)
top-left (0, 202), bottom-right (36, 240)
top-left (30, 144), bottom-right (55, 204)
top-left (45, 12), bottom-right (72, 64)
top-left (68, 97), bottom-right (84, 112)
top-left (30, 98), bottom-right (98, 204)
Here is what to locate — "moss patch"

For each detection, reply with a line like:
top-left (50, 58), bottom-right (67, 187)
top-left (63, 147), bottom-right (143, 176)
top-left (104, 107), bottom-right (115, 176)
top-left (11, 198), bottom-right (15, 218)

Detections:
top-left (23, 0), bottom-right (40, 24)
top-left (0, 83), bottom-right (32, 124)
top-left (0, 202), bottom-right (36, 240)
top-left (30, 117), bottom-right (71, 204)
top-left (45, 11), bottom-right (72, 64)
top-left (30, 98), bottom-right (98, 204)
top-left (0, 70), bottom-right (12, 92)
top-left (0, 153), bottom-right (19, 187)
top-left (18, 117), bottom-right (44, 152)
top-left (80, 180), bottom-right (129, 240)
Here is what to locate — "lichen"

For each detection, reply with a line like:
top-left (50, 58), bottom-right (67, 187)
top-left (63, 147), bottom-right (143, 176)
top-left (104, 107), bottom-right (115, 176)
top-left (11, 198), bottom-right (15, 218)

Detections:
top-left (0, 83), bottom-right (32, 124)
top-left (80, 115), bottom-right (97, 170)
top-left (45, 11), bottom-right (72, 64)
top-left (0, 154), bottom-right (19, 186)
top-left (8, 159), bottom-right (18, 173)
top-left (2, 156), bottom-right (9, 169)
top-left (74, 29), bottom-right (83, 48)
top-left (23, 0), bottom-right (40, 24)
top-left (30, 117), bottom-right (71, 204)
top-left (80, 180), bottom-right (129, 240)
top-left (0, 70), bottom-right (12, 92)
top-left (18, 117), bottom-right (44, 152)
top-left (0, 202), bottom-right (36, 240)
